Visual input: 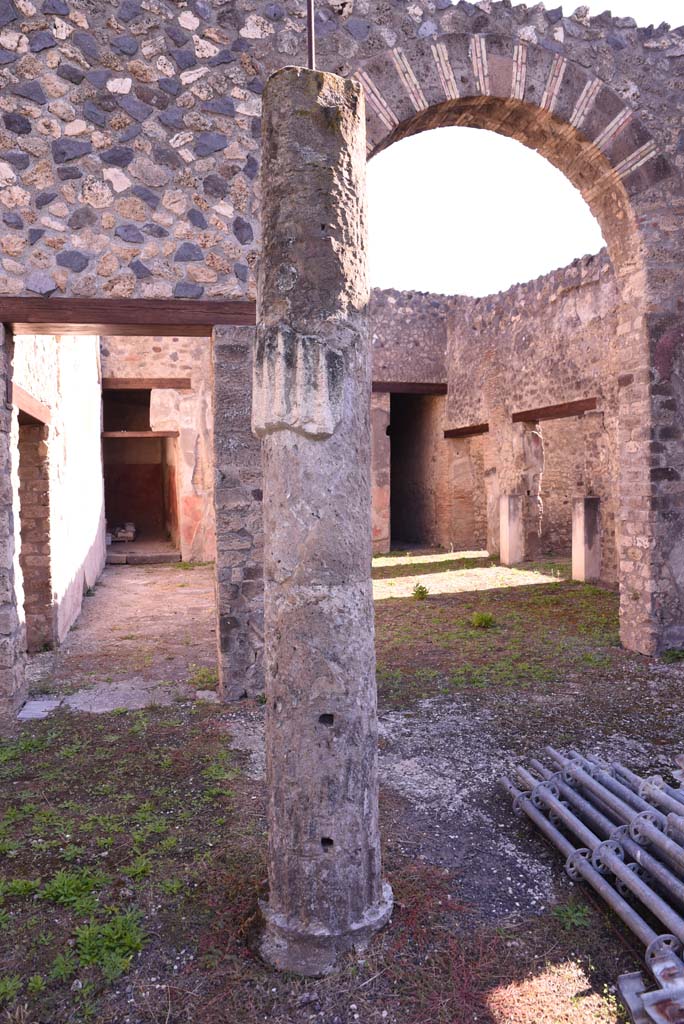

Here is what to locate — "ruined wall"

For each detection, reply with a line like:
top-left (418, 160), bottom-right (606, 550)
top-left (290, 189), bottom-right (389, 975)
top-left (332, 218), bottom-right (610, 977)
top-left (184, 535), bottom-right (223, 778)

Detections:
top-left (13, 333), bottom-right (106, 644)
top-left (100, 335), bottom-right (215, 562)
top-left (539, 417), bottom-right (586, 557)
top-left (371, 289), bottom-right (448, 385)
top-left (0, 1), bottom-right (675, 306)
top-left (447, 252), bottom-right (621, 582)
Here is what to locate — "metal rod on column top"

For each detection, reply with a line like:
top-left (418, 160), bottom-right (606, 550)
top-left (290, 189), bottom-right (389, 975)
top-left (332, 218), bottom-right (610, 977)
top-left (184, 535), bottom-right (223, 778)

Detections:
top-left (307, 0), bottom-right (316, 69)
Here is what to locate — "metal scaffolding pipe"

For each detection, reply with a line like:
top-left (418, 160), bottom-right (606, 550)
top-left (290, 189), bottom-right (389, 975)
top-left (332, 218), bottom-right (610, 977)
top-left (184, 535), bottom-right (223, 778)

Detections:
top-left (502, 779), bottom-right (659, 950)
top-left (527, 781), bottom-right (684, 942)
top-left (547, 749), bottom-right (684, 874)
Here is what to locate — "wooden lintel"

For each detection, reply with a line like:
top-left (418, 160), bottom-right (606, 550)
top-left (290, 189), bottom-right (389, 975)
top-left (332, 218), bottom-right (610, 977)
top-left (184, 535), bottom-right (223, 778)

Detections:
top-left (102, 378), bottom-right (192, 391)
top-left (102, 431), bottom-right (179, 439)
top-left (444, 423), bottom-right (489, 439)
top-left (373, 381), bottom-right (448, 395)
top-left (2, 297), bottom-right (256, 337)
top-left (512, 398), bottom-right (598, 423)
top-left (12, 383), bottom-right (51, 426)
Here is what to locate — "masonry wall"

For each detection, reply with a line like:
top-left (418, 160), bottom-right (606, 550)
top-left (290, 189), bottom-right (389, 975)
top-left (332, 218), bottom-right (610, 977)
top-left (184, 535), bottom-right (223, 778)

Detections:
top-left (100, 335), bottom-right (215, 562)
top-left (447, 252), bottom-right (621, 582)
top-left (371, 290), bottom-right (449, 385)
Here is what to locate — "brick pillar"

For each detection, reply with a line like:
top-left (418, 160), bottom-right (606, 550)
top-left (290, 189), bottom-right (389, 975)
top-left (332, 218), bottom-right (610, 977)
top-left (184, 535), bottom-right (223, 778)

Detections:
top-left (211, 324), bottom-right (263, 699)
top-left (0, 326), bottom-right (26, 730)
top-left (17, 423), bottom-right (56, 652)
top-left (371, 392), bottom-right (390, 554)
top-left (572, 497), bottom-right (601, 582)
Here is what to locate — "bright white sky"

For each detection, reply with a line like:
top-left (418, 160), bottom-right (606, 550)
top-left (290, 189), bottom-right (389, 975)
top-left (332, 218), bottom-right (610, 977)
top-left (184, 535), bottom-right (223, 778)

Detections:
top-left (368, 0), bottom-right (682, 296)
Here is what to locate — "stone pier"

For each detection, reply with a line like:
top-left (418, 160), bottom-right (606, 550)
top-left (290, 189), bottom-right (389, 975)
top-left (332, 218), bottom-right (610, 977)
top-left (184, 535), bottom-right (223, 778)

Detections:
top-left (572, 496), bottom-right (601, 582)
top-left (252, 68), bottom-right (392, 976)
top-left (500, 494), bottom-right (524, 566)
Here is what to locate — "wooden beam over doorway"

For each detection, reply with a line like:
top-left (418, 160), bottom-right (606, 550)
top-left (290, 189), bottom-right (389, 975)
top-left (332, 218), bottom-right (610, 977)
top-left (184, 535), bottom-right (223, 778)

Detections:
top-left (373, 381), bottom-right (447, 395)
top-left (512, 398), bottom-right (598, 423)
top-left (1, 297), bottom-right (257, 337)
top-left (102, 378), bottom-right (192, 391)
top-left (102, 430), bottom-right (180, 439)
top-left (444, 423), bottom-right (489, 439)
top-left (12, 383), bottom-right (51, 426)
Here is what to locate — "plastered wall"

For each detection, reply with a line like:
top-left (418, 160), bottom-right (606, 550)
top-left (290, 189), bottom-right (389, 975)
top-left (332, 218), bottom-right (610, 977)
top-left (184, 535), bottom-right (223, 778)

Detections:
top-left (13, 333), bottom-right (106, 644)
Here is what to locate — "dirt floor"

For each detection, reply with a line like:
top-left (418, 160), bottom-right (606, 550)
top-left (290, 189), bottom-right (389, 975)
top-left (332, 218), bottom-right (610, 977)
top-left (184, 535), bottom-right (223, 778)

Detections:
top-left (3, 551), bottom-right (684, 1023)
top-left (24, 563), bottom-right (218, 713)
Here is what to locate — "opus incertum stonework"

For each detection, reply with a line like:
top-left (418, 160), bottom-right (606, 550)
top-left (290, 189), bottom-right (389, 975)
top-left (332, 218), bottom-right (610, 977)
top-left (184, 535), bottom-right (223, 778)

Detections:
top-left (1, 0), bottom-right (684, 726)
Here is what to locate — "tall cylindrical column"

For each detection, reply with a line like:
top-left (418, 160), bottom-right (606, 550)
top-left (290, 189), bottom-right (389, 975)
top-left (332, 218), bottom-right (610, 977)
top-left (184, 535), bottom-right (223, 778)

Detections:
top-left (253, 67), bottom-right (392, 976)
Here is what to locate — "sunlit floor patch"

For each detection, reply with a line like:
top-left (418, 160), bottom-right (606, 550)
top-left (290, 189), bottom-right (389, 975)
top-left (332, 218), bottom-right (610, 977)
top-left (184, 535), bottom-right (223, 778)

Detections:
top-left (373, 549), bottom-right (568, 600)
top-left (487, 956), bottom-right (624, 1024)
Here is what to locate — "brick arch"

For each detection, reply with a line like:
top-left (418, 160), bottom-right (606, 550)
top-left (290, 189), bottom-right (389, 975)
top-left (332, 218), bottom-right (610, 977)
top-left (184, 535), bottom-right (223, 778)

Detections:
top-left (353, 32), bottom-right (670, 272)
top-left (351, 29), bottom-right (684, 657)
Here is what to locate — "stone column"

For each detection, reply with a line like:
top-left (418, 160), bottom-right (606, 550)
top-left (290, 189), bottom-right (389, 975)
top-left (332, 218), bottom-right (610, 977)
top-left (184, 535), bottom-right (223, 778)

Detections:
top-left (371, 392), bottom-right (390, 555)
top-left (500, 494), bottom-right (524, 566)
top-left (253, 67), bottom-right (392, 976)
top-left (212, 324), bottom-right (263, 699)
top-left (0, 326), bottom-right (26, 731)
top-left (572, 496), bottom-right (601, 582)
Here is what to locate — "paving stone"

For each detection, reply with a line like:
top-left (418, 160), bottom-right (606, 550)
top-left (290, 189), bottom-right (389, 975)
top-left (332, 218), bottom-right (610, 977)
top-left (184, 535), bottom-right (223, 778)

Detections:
top-left (18, 698), bottom-right (62, 720)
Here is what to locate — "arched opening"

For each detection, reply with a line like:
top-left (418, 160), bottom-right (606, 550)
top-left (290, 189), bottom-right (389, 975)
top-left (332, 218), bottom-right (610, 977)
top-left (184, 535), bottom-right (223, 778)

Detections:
top-left (359, 51), bottom-right (660, 651)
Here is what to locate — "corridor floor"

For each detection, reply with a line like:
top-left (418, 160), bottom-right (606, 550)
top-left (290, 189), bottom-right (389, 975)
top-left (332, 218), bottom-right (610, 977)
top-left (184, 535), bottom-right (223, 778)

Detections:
top-left (23, 562), bottom-right (218, 715)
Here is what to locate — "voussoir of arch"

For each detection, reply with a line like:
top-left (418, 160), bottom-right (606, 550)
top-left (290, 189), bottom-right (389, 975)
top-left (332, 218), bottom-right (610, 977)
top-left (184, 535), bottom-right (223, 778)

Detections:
top-left (352, 32), bottom-right (671, 271)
